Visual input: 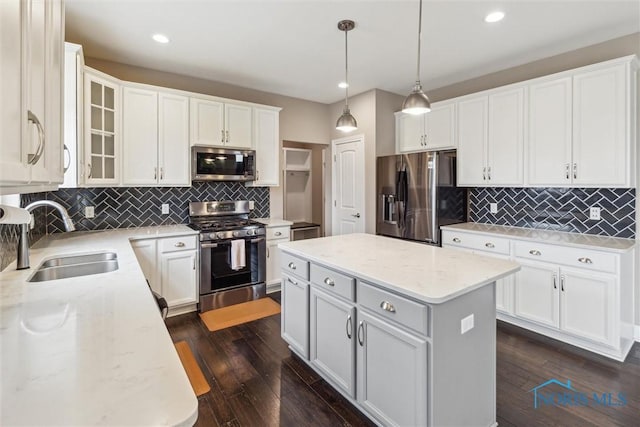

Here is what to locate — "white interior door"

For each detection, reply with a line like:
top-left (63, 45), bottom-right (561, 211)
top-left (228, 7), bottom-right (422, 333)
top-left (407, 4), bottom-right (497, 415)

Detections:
top-left (332, 136), bottom-right (365, 235)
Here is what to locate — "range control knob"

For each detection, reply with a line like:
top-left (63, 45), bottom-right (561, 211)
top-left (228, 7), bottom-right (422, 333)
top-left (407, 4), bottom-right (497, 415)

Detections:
top-left (232, 231), bottom-right (239, 237)
top-left (247, 229), bottom-right (255, 236)
top-left (217, 232), bottom-right (225, 239)
top-left (209, 233), bottom-right (216, 240)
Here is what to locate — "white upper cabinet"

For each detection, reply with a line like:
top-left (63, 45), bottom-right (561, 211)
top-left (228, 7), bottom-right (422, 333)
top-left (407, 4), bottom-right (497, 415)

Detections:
top-left (190, 97), bottom-right (252, 148)
top-left (527, 77), bottom-right (573, 185)
top-left (0, 0), bottom-right (64, 192)
top-left (224, 103), bottom-right (252, 148)
top-left (572, 63), bottom-right (629, 187)
top-left (395, 101), bottom-right (456, 153)
top-left (122, 87), bottom-right (158, 185)
top-left (247, 107), bottom-right (281, 187)
top-left (122, 86), bottom-right (190, 187)
top-left (458, 87), bottom-right (524, 187)
top-left (487, 87), bottom-right (524, 186)
top-left (84, 69), bottom-right (120, 185)
top-left (457, 96), bottom-right (488, 185)
top-left (158, 93), bottom-right (190, 185)
top-left (527, 58), bottom-right (637, 187)
top-left (189, 98), bottom-right (224, 146)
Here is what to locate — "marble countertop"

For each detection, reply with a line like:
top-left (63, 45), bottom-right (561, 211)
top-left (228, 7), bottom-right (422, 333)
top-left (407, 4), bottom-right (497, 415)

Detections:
top-left (279, 233), bottom-right (520, 304)
top-left (441, 223), bottom-right (636, 253)
top-left (253, 218), bottom-right (293, 227)
top-left (0, 225), bottom-right (199, 426)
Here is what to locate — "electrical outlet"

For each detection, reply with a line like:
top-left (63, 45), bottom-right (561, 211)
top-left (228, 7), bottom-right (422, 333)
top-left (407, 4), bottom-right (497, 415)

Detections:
top-left (249, 201), bottom-right (255, 210)
top-left (461, 314), bottom-right (475, 334)
top-left (490, 203), bottom-right (498, 214)
top-left (589, 207), bottom-right (601, 220)
top-left (161, 203), bottom-right (170, 215)
top-left (84, 206), bottom-right (95, 219)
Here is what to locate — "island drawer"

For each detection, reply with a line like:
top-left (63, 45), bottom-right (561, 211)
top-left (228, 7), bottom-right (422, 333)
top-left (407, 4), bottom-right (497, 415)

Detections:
top-left (441, 230), bottom-right (509, 255)
top-left (310, 263), bottom-right (355, 301)
top-left (513, 241), bottom-right (617, 273)
top-left (159, 235), bottom-right (198, 253)
top-left (358, 281), bottom-right (429, 336)
top-left (267, 226), bottom-right (290, 241)
top-left (281, 252), bottom-right (310, 280)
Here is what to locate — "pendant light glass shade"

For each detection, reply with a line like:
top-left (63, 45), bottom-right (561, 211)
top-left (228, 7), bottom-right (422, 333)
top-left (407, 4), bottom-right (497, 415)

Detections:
top-left (336, 20), bottom-right (357, 132)
top-left (402, 0), bottom-right (431, 115)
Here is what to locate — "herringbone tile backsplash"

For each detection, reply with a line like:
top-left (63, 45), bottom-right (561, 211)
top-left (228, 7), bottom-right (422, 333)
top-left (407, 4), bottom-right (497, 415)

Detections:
top-left (469, 187), bottom-right (635, 238)
top-left (45, 182), bottom-right (270, 233)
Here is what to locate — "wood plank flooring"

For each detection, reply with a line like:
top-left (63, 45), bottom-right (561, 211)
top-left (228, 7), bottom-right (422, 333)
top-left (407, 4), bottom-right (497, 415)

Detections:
top-left (166, 293), bottom-right (640, 426)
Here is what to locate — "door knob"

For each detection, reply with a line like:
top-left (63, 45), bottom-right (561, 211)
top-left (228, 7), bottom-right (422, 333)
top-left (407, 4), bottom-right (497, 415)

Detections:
top-left (351, 213), bottom-right (361, 218)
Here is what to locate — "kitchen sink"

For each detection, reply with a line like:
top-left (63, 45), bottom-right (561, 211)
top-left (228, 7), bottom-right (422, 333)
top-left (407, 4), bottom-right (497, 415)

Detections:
top-left (28, 252), bottom-right (119, 282)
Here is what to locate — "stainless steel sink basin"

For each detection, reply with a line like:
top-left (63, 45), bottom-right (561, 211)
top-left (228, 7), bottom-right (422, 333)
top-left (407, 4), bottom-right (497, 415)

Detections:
top-left (28, 252), bottom-right (119, 282)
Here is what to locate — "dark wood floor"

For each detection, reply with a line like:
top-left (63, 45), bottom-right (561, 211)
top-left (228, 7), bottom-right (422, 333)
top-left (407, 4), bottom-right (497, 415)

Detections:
top-left (166, 293), bottom-right (640, 426)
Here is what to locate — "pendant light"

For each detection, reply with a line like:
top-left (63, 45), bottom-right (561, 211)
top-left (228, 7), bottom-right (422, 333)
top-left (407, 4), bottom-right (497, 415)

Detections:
top-left (336, 19), bottom-right (358, 132)
top-left (402, 0), bottom-right (431, 115)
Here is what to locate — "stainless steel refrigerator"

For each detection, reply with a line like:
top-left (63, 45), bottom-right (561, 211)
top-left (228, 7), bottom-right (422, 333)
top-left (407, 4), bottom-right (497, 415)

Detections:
top-left (376, 150), bottom-right (467, 245)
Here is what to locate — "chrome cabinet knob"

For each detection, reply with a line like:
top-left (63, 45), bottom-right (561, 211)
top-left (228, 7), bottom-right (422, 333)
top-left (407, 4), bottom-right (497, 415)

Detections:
top-left (288, 262), bottom-right (296, 270)
top-left (174, 242), bottom-right (185, 248)
top-left (452, 237), bottom-right (461, 243)
top-left (324, 277), bottom-right (335, 287)
top-left (578, 257), bottom-right (593, 264)
top-left (351, 213), bottom-right (361, 218)
top-left (485, 242), bottom-right (495, 248)
top-left (274, 231), bottom-right (282, 236)
top-left (380, 301), bottom-right (396, 313)
top-left (529, 250), bottom-right (541, 256)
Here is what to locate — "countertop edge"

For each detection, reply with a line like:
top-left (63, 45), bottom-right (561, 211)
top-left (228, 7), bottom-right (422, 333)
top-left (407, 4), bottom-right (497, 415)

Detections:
top-left (441, 223), bottom-right (636, 253)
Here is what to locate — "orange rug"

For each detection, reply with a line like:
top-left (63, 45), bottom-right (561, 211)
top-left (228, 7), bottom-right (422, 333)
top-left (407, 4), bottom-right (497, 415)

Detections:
top-left (199, 298), bottom-right (281, 332)
top-left (174, 341), bottom-right (211, 396)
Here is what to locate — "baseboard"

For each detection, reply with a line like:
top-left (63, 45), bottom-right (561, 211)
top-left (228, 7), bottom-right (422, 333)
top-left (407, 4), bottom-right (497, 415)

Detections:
top-left (635, 325), bottom-right (640, 342)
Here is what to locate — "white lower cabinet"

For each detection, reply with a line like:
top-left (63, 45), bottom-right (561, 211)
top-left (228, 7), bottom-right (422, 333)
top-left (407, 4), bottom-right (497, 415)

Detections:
top-left (442, 227), bottom-right (633, 361)
top-left (357, 310), bottom-right (428, 427)
top-left (160, 250), bottom-right (197, 308)
top-left (265, 225), bottom-right (291, 289)
top-left (281, 274), bottom-right (309, 358)
top-left (131, 234), bottom-right (198, 316)
top-left (309, 287), bottom-right (356, 397)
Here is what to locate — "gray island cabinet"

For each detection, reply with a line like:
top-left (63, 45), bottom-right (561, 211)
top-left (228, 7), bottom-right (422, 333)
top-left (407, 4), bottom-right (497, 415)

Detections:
top-left (278, 234), bottom-right (520, 427)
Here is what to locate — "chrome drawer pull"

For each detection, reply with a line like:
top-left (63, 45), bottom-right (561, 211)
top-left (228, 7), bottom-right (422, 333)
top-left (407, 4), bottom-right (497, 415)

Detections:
top-left (552, 274), bottom-right (557, 289)
top-left (174, 242), bottom-right (185, 248)
top-left (357, 321), bottom-right (364, 346)
top-left (346, 315), bottom-right (352, 339)
top-left (274, 231), bottom-right (282, 236)
top-left (578, 257), bottom-right (593, 264)
top-left (380, 301), bottom-right (396, 313)
top-left (288, 262), bottom-right (297, 270)
top-left (287, 277), bottom-right (299, 287)
top-left (324, 277), bottom-right (335, 287)
top-left (529, 250), bottom-right (541, 256)
top-left (452, 237), bottom-right (461, 243)
top-left (485, 242), bottom-right (495, 248)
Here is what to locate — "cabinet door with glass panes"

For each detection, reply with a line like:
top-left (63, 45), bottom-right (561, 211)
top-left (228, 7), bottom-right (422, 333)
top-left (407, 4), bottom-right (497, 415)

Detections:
top-left (84, 69), bottom-right (119, 185)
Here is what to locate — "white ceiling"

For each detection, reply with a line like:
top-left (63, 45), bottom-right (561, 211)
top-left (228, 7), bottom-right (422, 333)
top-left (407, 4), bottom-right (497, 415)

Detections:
top-left (65, 0), bottom-right (640, 104)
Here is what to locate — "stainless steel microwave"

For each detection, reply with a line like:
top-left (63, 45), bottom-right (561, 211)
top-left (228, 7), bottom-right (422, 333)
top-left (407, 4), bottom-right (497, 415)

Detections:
top-left (191, 146), bottom-right (255, 181)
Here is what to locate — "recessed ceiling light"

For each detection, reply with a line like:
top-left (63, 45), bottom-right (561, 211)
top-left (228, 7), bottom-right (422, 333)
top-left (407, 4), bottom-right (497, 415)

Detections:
top-left (484, 11), bottom-right (505, 23)
top-left (152, 34), bottom-right (170, 44)
top-left (338, 82), bottom-right (349, 89)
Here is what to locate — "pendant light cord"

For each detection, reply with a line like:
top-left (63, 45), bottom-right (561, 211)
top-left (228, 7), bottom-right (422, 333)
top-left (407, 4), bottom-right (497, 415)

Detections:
top-left (344, 28), bottom-right (349, 108)
top-left (415, 0), bottom-right (423, 85)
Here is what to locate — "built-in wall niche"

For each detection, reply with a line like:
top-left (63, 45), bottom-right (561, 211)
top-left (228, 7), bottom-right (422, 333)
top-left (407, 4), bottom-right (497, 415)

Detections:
top-left (283, 146), bottom-right (322, 240)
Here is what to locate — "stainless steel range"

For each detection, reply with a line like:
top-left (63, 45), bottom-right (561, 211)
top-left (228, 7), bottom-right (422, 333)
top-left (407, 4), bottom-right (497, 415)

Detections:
top-left (188, 200), bottom-right (266, 312)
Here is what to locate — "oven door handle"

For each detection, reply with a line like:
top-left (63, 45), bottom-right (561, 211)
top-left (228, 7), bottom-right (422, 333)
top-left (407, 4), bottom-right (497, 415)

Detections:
top-left (250, 237), bottom-right (265, 244)
top-left (200, 243), bottom-right (219, 248)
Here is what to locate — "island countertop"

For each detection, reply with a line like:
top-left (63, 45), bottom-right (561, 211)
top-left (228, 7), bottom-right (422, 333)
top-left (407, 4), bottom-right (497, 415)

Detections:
top-left (278, 233), bottom-right (520, 304)
top-left (0, 226), bottom-right (199, 426)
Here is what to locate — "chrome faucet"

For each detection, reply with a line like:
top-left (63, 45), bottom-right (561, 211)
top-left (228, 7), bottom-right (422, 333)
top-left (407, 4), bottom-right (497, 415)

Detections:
top-left (17, 200), bottom-right (75, 270)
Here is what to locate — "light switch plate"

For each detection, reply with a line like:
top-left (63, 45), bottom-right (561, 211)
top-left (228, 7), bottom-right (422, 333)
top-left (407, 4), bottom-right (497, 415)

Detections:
top-left (461, 314), bottom-right (475, 334)
top-left (84, 206), bottom-right (95, 219)
top-left (161, 203), bottom-right (170, 215)
top-left (490, 203), bottom-right (498, 214)
top-left (589, 207), bottom-right (601, 220)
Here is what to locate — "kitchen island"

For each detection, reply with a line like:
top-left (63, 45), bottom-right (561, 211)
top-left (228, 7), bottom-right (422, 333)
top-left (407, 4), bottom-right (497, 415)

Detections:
top-left (278, 233), bottom-right (520, 427)
top-left (0, 226), bottom-right (199, 426)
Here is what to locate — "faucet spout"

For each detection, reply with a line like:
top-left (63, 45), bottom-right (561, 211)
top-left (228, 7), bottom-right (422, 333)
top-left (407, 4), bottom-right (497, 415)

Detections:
top-left (16, 200), bottom-right (75, 270)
